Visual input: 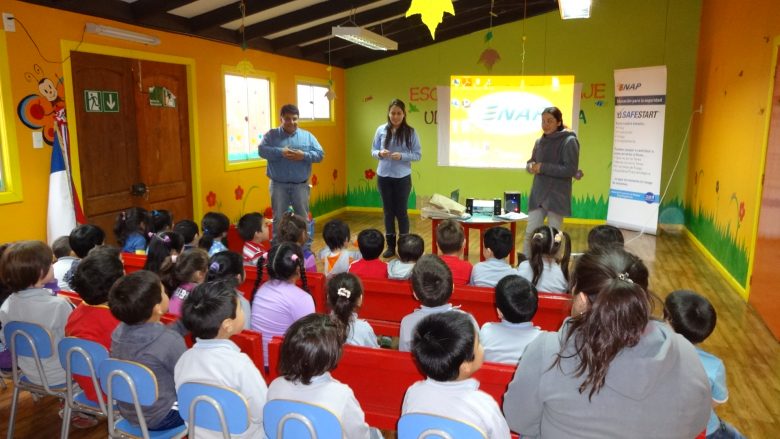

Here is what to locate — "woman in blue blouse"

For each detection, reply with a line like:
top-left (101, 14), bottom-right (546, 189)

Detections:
top-left (371, 99), bottom-right (422, 258)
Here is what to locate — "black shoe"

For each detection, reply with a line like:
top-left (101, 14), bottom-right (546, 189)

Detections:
top-left (383, 234), bottom-right (397, 258)
top-left (383, 247), bottom-right (396, 258)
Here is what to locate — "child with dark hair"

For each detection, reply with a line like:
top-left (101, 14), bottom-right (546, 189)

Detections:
top-left (65, 246), bottom-right (123, 403)
top-left (205, 251), bottom-right (251, 330)
top-left (250, 243), bottom-right (315, 367)
top-left (319, 219), bottom-right (361, 276)
top-left (109, 270), bottom-right (186, 431)
top-left (52, 236), bottom-right (72, 259)
top-left (238, 212), bottom-right (270, 265)
top-left (388, 234), bottom-right (424, 280)
top-left (149, 209), bottom-right (173, 234)
top-left (587, 224), bottom-right (624, 251)
top-left (199, 211), bottom-right (230, 256)
top-left (665, 290), bottom-right (745, 439)
top-left (327, 273), bottom-right (378, 348)
top-left (143, 231), bottom-right (184, 274)
top-left (278, 212), bottom-right (317, 272)
top-left (52, 235), bottom-right (77, 291)
top-left (470, 226), bottom-right (516, 287)
top-left (517, 225), bottom-right (570, 293)
top-left (114, 207), bottom-right (149, 254)
top-left (161, 248), bottom-right (209, 317)
top-left (349, 229), bottom-right (388, 279)
top-left (436, 219), bottom-right (472, 285)
top-left (479, 275), bottom-right (541, 364)
top-left (173, 219), bottom-right (200, 250)
top-left (55, 224), bottom-right (106, 290)
top-left (404, 312), bottom-right (510, 438)
top-left (399, 254), bottom-right (476, 352)
top-left (175, 280), bottom-right (268, 439)
top-left (267, 313), bottom-right (379, 438)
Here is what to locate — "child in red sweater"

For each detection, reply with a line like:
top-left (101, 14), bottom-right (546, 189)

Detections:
top-left (349, 229), bottom-right (388, 280)
top-left (436, 219), bottom-right (472, 285)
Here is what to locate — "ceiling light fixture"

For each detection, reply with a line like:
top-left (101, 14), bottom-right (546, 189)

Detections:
top-left (558, 0), bottom-right (591, 19)
top-left (85, 23), bottom-right (161, 46)
top-left (332, 26), bottom-right (397, 51)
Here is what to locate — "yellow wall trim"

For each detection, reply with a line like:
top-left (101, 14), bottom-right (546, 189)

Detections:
top-left (685, 228), bottom-right (748, 300)
top-left (0, 31), bottom-right (23, 205)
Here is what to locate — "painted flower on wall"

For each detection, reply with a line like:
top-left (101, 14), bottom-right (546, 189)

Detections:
top-left (206, 191), bottom-right (217, 207)
top-left (234, 185), bottom-right (244, 200)
top-left (365, 168), bottom-right (376, 180)
top-left (739, 201), bottom-right (746, 223)
top-left (311, 174), bottom-right (319, 186)
top-left (332, 169), bottom-right (338, 180)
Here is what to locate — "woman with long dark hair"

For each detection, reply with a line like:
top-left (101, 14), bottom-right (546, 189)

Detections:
top-left (503, 247), bottom-right (711, 438)
top-left (371, 99), bottom-right (422, 258)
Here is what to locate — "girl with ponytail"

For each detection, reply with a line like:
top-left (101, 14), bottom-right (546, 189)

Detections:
top-left (206, 251), bottom-right (251, 330)
top-left (199, 212), bottom-right (230, 256)
top-left (517, 225), bottom-right (571, 294)
top-left (326, 273), bottom-right (379, 348)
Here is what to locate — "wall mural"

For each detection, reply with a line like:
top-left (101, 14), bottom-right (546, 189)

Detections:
top-left (16, 64), bottom-right (66, 145)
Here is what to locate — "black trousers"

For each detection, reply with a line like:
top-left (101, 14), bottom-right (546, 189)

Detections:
top-left (377, 175), bottom-right (412, 236)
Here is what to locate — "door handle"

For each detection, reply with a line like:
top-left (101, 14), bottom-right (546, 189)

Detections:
top-left (130, 182), bottom-right (148, 197)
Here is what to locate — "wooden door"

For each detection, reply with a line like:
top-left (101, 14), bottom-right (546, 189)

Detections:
top-left (71, 52), bottom-right (193, 244)
top-left (749, 46), bottom-right (780, 340)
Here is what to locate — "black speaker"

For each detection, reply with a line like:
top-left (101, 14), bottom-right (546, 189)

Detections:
top-left (504, 191), bottom-right (521, 213)
top-left (465, 198), bottom-right (474, 215)
top-left (493, 199), bottom-right (502, 215)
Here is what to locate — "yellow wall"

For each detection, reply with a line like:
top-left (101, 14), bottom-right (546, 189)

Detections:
top-left (686, 0), bottom-right (780, 298)
top-left (0, 0), bottom-right (345, 242)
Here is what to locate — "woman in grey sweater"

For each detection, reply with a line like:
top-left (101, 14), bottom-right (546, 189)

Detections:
top-left (503, 247), bottom-right (711, 438)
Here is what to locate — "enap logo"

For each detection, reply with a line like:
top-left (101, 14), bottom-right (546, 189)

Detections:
top-left (469, 92), bottom-right (552, 135)
top-left (618, 82), bottom-right (642, 91)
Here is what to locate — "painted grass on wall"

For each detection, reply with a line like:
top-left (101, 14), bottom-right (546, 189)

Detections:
top-left (685, 205), bottom-right (749, 286)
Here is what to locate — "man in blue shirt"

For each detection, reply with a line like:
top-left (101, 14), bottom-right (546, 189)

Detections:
top-left (259, 104), bottom-right (324, 247)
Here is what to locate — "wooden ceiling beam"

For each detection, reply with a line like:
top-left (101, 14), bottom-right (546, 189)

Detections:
top-left (131, 0), bottom-right (192, 20)
top-left (190, 0), bottom-right (290, 33)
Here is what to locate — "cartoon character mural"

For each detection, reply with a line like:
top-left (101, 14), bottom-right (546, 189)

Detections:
top-left (17, 64), bottom-right (66, 145)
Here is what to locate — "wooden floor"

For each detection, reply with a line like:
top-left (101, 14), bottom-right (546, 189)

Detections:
top-left (1, 212), bottom-right (778, 438)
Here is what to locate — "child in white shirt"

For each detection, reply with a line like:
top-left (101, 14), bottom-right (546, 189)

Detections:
top-left (327, 273), bottom-right (378, 348)
top-left (320, 219), bottom-right (361, 276)
top-left (516, 225), bottom-right (570, 294)
top-left (387, 234), bottom-right (424, 280)
top-left (480, 275), bottom-right (541, 364)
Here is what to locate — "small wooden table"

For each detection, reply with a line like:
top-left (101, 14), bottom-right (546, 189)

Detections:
top-left (430, 216), bottom-right (526, 265)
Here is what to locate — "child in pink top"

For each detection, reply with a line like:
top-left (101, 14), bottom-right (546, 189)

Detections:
top-left (160, 248), bottom-right (209, 316)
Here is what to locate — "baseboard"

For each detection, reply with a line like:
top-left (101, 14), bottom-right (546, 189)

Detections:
top-left (684, 228), bottom-right (748, 300)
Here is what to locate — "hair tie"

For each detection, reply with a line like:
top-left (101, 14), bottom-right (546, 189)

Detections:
top-left (290, 254), bottom-right (299, 262)
top-left (171, 254), bottom-right (178, 263)
top-left (152, 210), bottom-right (159, 216)
top-left (147, 232), bottom-right (154, 238)
top-left (121, 211), bottom-right (127, 220)
top-left (532, 232), bottom-right (544, 240)
top-left (553, 231), bottom-right (562, 244)
top-left (161, 235), bottom-right (171, 244)
top-left (210, 261), bottom-right (220, 272)
top-left (337, 287), bottom-right (351, 299)
top-left (617, 272), bottom-right (633, 284)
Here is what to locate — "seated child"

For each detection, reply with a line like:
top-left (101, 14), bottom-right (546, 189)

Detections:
top-left (320, 219), bottom-right (361, 277)
top-left (175, 280), bottom-right (267, 439)
top-left (173, 220), bottom-right (200, 251)
top-left (327, 272), bottom-right (378, 348)
top-left (436, 219), bottom-right (472, 285)
top-left (143, 231), bottom-right (184, 274)
top-left (51, 235), bottom-right (74, 291)
top-left (149, 209), bottom-right (173, 234)
top-left (250, 243), bottom-right (315, 367)
top-left (399, 254), bottom-right (476, 352)
top-left (267, 313), bottom-right (380, 439)
top-left (57, 224), bottom-right (106, 290)
top-left (0, 241), bottom-right (73, 388)
top-left (470, 226), bottom-right (516, 287)
top-left (238, 212), bottom-right (270, 265)
top-left (114, 207), bottom-right (149, 254)
top-left (403, 312), bottom-right (511, 438)
top-left (160, 248), bottom-right (209, 316)
top-left (587, 224), bottom-right (624, 251)
top-left (66, 246), bottom-right (123, 403)
top-left (348, 229), bottom-right (388, 280)
top-left (479, 275), bottom-right (541, 364)
top-left (199, 211), bottom-right (230, 256)
top-left (388, 234), bottom-right (424, 280)
top-left (109, 270), bottom-right (186, 431)
top-left (206, 251), bottom-right (252, 330)
top-left (278, 212), bottom-right (317, 272)
top-left (516, 226), bottom-right (570, 294)
top-left (665, 290), bottom-right (745, 439)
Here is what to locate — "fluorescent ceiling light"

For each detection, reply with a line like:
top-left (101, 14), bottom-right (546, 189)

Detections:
top-left (558, 0), bottom-right (591, 19)
top-left (332, 26), bottom-right (397, 51)
top-left (85, 23), bottom-right (160, 45)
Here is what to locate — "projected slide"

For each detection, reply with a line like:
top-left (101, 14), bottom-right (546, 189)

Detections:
top-left (445, 75), bottom-right (575, 169)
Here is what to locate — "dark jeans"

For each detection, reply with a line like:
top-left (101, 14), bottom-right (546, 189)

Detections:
top-left (377, 175), bottom-right (411, 236)
top-left (148, 409), bottom-right (184, 431)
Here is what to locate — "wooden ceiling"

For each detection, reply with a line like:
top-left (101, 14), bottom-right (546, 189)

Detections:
top-left (21, 0), bottom-right (559, 68)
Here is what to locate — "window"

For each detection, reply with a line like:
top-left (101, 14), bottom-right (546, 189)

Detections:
top-left (296, 81), bottom-right (332, 121)
top-left (0, 30), bottom-right (22, 204)
top-left (223, 62), bottom-right (274, 170)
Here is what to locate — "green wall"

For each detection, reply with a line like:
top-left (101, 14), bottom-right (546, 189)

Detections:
top-left (345, 0), bottom-right (701, 220)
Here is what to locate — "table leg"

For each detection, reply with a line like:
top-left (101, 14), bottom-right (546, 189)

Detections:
top-left (510, 221), bottom-right (517, 266)
top-left (463, 227), bottom-right (470, 261)
top-left (431, 218), bottom-right (440, 255)
top-left (479, 229), bottom-right (486, 262)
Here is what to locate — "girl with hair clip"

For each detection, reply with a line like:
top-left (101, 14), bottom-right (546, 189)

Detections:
top-left (267, 313), bottom-right (382, 439)
top-left (149, 209), bottom-right (173, 234)
top-left (278, 212), bottom-right (317, 272)
top-left (250, 242), bottom-right (315, 367)
top-left (114, 207), bottom-right (149, 254)
top-left (516, 225), bottom-right (571, 294)
top-left (161, 248), bottom-right (209, 316)
top-left (503, 247), bottom-right (711, 439)
top-left (205, 251), bottom-right (252, 329)
top-left (143, 231), bottom-right (184, 274)
top-left (327, 272), bottom-right (379, 348)
top-left (199, 211), bottom-right (230, 256)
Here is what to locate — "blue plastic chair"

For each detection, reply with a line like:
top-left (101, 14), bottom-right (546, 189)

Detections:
top-left (4, 321), bottom-right (69, 439)
top-left (57, 337), bottom-right (111, 438)
top-left (178, 382), bottom-right (250, 439)
top-left (263, 399), bottom-right (343, 439)
top-left (397, 413), bottom-right (487, 439)
top-left (98, 358), bottom-right (186, 439)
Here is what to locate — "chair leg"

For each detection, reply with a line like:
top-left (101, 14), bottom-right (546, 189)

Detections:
top-left (60, 402), bottom-right (72, 439)
top-left (6, 386), bottom-right (20, 439)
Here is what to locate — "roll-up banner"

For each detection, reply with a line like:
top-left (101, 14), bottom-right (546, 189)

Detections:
top-left (607, 66), bottom-right (667, 234)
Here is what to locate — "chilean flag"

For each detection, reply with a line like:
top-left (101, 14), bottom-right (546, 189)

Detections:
top-left (47, 109), bottom-right (85, 244)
